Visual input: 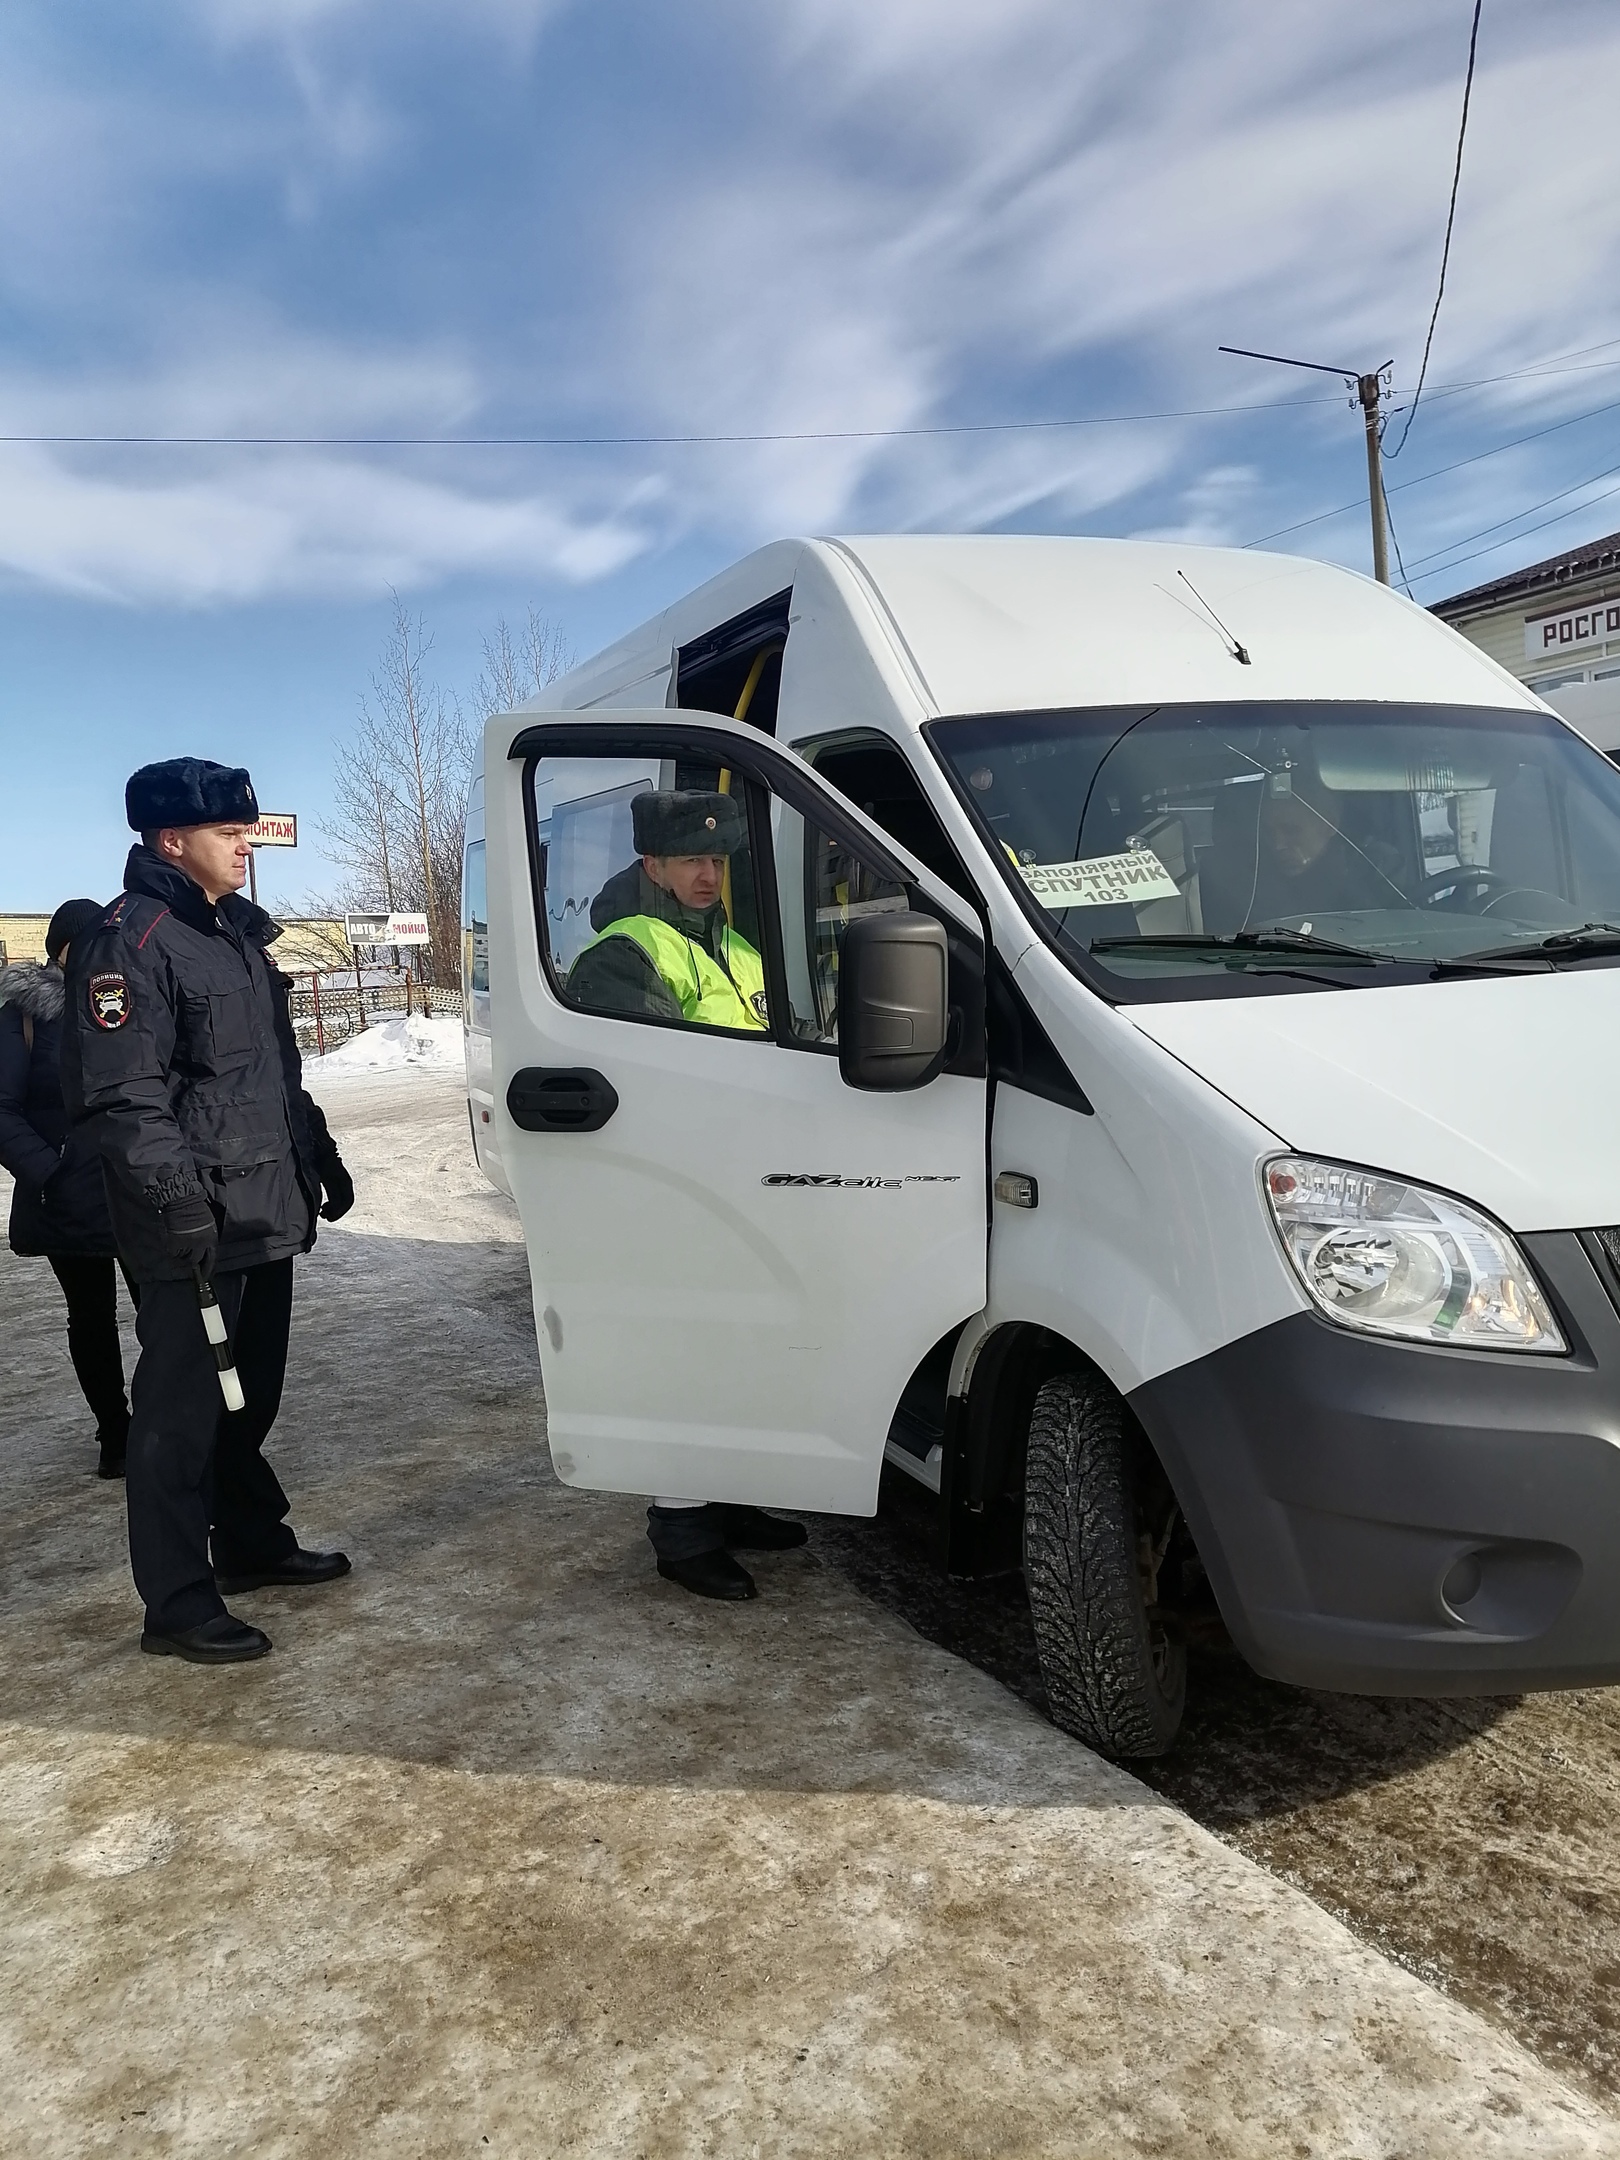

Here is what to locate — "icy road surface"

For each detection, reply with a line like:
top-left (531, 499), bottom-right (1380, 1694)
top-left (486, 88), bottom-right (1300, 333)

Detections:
top-left (1, 1066), bottom-right (1616, 2157)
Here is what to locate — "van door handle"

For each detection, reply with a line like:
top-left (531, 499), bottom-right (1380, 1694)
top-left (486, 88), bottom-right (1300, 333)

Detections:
top-left (506, 1067), bottom-right (619, 1133)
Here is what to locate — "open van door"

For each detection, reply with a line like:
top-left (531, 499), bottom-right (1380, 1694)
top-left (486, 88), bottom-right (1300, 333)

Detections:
top-left (485, 707), bottom-right (988, 1515)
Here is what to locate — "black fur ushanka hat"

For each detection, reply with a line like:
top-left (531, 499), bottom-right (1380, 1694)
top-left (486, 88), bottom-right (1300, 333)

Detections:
top-left (125, 758), bottom-right (258, 833)
top-left (631, 790), bottom-right (744, 858)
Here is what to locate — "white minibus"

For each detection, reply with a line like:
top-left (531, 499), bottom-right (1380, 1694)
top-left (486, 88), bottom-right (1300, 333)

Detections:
top-left (466, 535), bottom-right (1620, 1757)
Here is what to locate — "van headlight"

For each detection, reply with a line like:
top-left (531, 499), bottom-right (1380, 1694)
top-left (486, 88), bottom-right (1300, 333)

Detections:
top-left (1264, 1155), bottom-right (1565, 1353)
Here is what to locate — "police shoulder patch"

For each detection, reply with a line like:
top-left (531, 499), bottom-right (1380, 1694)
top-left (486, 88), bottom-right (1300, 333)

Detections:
top-left (88, 972), bottom-right (133, 1029)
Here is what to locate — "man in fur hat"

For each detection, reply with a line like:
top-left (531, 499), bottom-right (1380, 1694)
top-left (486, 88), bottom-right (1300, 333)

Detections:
top-left (62, 758), bottom-right (355, 1664)
top-left (567, 788), bottom-right (770, 1031)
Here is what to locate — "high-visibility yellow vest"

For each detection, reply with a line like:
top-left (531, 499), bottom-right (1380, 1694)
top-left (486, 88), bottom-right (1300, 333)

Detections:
top-left (589, 913), bottom-right (769, 1031)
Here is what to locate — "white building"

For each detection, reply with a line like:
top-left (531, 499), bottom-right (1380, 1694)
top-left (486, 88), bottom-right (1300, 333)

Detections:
top-left (1431, 527), bottom-right (1620, 754)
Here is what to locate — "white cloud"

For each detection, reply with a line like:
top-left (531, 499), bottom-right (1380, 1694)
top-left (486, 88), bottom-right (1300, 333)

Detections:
top-left (575, 0), bottom-right (1620, 570)
top-left (0, 443), bottom-right (646, 606)
top-left (185, 0), bottom-right (565, 46)
top-left (0, 319), bottom-right (649, 603)
top-left (0, 325), bottom-right (484, 439)
top-left (3, 0), bottom-right (1618, 606)
top-left (0, 318), bottom-right (662, 604)
top-left (1131, 466), bottom-right (1268, 550)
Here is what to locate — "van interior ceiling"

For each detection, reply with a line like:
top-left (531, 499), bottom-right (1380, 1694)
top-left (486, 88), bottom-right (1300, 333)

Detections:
top-left (676, 589), bottom-right (793, 732)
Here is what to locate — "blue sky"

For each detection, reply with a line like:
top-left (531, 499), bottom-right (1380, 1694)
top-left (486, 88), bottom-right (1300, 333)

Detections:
top-left (3, 0), bottom-right (1619, 910)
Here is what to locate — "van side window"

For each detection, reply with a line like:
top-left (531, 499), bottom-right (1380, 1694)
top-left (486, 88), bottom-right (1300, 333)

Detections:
top-left (797, 731), bottom-right (978, 904)
top-left (770, 799), bottom-right (910, 1045)
top-left (527, 741), bottom-right (928, 1053)
top-left (677, 590), bottom-right (792, 735)
top-left (531, 753), bottom-right (772, 1038)
top-left (462, 840), bottom-right (488, 999)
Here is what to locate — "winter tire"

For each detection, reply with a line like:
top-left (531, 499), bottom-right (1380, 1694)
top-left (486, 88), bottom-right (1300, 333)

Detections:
top-left (1023, 1369), bottom-right (1187, 1760)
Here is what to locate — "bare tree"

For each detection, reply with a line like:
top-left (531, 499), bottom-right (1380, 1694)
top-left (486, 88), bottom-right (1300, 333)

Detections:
top-left (316, 596), bottom-right (463, 983)
top-left (316, 598), bottom-right (573, 987)
top-left (323, 711), bottom-right (403, 912)
top-left (470, 607), bottom-right (574, 724)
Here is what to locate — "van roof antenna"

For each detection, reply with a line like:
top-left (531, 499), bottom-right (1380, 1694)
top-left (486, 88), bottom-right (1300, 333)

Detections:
top-left (1177, 570), bottom-right (1251, 665)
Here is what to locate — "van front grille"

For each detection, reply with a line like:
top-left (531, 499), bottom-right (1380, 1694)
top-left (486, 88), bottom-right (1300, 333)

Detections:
top-left (1586, 1227), bottom-right (1620, 1315)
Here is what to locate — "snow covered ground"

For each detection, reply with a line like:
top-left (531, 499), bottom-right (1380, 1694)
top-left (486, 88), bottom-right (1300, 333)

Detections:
top-left (310, 1012), bottom-right (465, 1075)
top-left (1, 1066), bottom-right (1615, 2155)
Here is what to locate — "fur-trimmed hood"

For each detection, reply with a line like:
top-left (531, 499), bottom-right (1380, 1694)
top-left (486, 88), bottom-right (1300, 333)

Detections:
top-left (0, 961), bottom-right (65, 1023)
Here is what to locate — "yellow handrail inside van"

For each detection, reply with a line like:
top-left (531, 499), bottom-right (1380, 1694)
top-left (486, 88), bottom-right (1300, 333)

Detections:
top-left (717, 642), bottom-right (785, 922)
top-left (732, 642), bottom-right (782, 727)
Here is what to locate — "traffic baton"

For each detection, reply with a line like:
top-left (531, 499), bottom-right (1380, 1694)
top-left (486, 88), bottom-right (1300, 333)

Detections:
top-left (194, 1268), bottom-right (246, 1412)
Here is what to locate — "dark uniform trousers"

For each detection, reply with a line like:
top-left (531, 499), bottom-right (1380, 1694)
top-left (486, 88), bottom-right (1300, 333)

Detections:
top-left (127, 1259), bottom-right (300, 1632)
top-left (46, 1256), bottom-right (141, 1437)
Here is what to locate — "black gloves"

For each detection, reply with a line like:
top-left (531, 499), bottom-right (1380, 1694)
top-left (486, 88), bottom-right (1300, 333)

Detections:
top-left (319, 1151), bottom-right (355, 1222)
top-left (159, 1191), bottom-right (219, 1277)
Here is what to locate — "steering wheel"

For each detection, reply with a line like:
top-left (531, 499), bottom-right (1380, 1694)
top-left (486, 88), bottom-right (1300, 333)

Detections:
top-left (1418, 866), bottom-right (1523, 913)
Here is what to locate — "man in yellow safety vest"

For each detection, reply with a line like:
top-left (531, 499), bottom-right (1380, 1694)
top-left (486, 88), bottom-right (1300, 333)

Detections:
top-left (567, 789), bottom-right (769, 1031)
top-left (567, 789), bottom-right (807, 1601)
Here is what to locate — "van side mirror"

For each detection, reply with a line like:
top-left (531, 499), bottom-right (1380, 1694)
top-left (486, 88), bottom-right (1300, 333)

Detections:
top-left (838, 911), bottom-right (949, 1091)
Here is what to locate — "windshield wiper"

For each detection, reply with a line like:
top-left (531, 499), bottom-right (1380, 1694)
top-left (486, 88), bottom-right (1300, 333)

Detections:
top-left (1443, 922), bottom-right (1620, 968)
top-left (1089, 928), bottom-right (1393, 965)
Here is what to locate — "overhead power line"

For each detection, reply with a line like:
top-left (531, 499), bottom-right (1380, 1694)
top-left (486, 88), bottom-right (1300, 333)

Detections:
top-left (1402, 459), bottom-right (1620, 581)
top-left (1411, 480), bottom-right (1620, 587)
top-left (0, 339), bottom-right (1617, 453)
top-left (1385, 0), bottom-right (1485, 460)
top-left (0, 395), bottom-right (1352, 449)
top-left (1383, 482), bottom-right (1414, 595)
top-left (1407, 460), bottom-right (1620, 569)
top-left (1244, 388), bottom-right (1620, 547)
top-left (1401, 349), bottom-right (1620, 413)
top-left (1456, 338), bottom-right (1620, 380)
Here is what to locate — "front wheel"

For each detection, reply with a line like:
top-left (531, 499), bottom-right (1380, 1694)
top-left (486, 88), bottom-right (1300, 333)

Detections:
top-left (1022, 1370), bottom-right (1187, 1760)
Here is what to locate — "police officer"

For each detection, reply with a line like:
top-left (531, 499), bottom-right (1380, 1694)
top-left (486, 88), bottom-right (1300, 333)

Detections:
top-left (62, 759), bottom-right (356, 1664)
top-left (569, 789), bottom-right (807, 1601)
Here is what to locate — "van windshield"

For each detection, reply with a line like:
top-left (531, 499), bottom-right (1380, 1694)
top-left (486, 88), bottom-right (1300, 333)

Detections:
top-left (928, 701), bottom-right (1620, 995)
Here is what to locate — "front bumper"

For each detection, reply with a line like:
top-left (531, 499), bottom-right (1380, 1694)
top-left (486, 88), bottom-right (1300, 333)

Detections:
top-left (1129, 1231), bottom-right (1620, 1694)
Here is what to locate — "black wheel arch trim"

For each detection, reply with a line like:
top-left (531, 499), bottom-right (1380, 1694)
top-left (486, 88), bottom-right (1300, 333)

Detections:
top-left (940, 1248), bottom-right (1620, 1697)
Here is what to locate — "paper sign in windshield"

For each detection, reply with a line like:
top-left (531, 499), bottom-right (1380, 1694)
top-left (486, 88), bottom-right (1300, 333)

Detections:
top-left (1017, 848), bottom-right (1180, 910)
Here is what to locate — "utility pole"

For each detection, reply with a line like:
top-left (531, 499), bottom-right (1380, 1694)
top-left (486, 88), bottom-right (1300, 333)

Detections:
top-left (1355, 372), bottom-right (1389, 587)
top-left (1219, 345), bottom-right (1393, 585)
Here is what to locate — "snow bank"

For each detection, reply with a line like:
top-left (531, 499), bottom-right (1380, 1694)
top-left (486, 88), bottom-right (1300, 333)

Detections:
top-left (313, 1014), bottom-right (465, 1074)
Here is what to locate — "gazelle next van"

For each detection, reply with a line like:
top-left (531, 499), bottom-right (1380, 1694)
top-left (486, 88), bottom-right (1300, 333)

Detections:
top-left (464, 535), bottom-right (1620, 1757)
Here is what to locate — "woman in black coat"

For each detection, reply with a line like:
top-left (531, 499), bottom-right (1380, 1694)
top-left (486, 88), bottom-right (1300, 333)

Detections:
top-left (0, 898), bottom-right (136, 1477)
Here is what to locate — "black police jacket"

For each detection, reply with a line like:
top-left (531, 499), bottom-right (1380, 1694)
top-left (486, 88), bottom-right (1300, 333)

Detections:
top-left (60, 847), bottom-right (341, 1282)
top-left (0, 962), bottom-right (119, 1258)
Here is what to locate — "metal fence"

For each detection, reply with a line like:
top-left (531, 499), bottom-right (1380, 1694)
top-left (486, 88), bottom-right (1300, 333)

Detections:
top-left (285, 974), bottom-right (464, 1057)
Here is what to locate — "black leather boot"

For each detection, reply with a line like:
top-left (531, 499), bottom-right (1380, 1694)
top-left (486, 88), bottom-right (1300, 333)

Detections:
top-left (718, 1505), bottom-right (808, 1551)
top-left (214, 1548), bottom-right (351, 1594)
top-left (656, 1549), bottom-right (758, 1600)
top-left (141, 1614), bottom-right (272, 1663)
